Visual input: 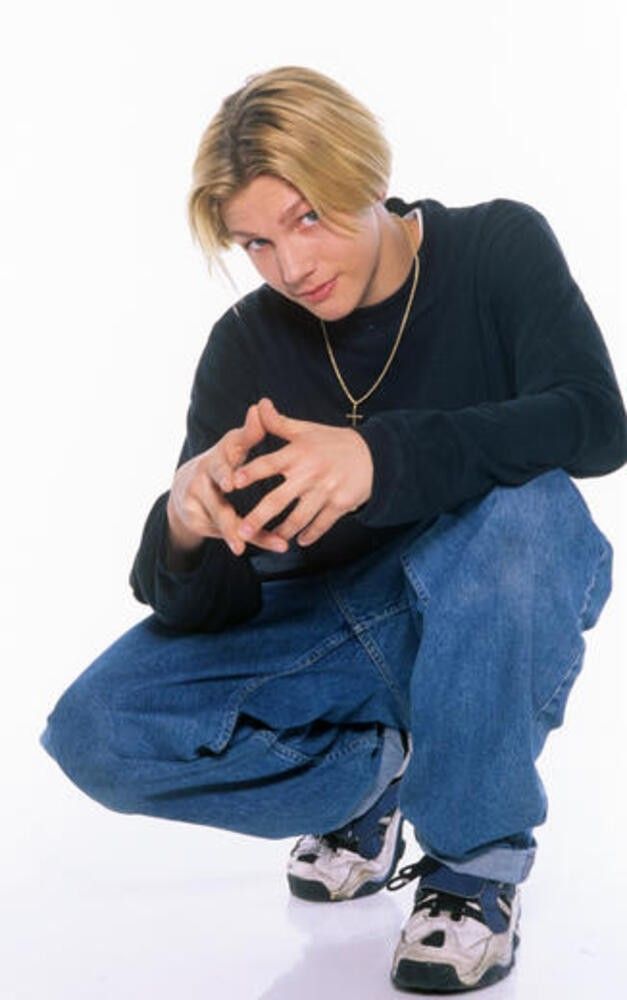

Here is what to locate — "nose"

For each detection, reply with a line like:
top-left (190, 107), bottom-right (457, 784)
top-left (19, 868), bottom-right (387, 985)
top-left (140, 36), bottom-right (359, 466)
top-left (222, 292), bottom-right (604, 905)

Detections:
top-left (276, 241), bottom-right (316, 293)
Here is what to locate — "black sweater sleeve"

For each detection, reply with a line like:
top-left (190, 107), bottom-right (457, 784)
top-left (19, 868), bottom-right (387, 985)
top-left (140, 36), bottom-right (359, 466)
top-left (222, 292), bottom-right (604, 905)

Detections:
top-left (353, 201), bottom-right (627, 528)
top-left (128, 311), bottom-right (263, 633)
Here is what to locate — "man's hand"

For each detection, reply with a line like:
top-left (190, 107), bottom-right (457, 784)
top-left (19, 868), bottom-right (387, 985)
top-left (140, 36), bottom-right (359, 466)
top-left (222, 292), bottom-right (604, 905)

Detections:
top-left (167, 403), bottom-right (290, 558)
top-left (231, 397), bottom-right (374, 547)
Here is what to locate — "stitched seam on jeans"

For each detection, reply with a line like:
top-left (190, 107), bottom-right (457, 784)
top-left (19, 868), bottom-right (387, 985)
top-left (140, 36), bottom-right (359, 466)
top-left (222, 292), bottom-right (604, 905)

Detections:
top-left (534, 644), bottom-right (584, 720)
top-left (214, 627), bottom-right (354, 751)
top-left (325, 583), bottom-right (410, 713)
top-left (318, 731), bottom-right (380, 764)
top-left (350, 601), bottom-right (409, 631)
top-left (251, 727), bottom-right (380, 766)
top-left (578, 541), bottom-right (609, 629)
top-left (352, 626), bottom-right (411, 725)
top-left (325, 578), bottom-right (408, 631)
top-left (400, 554), bottom-right (431, 607)
top-left (325, 583), bottom-right (409, 630)
top-left (250, 727), bottom-right (313, 765)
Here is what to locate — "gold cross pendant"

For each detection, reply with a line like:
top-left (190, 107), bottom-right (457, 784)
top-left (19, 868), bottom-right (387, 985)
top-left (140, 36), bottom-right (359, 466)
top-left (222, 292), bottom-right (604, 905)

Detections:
top-left (346, 405), bottom-right (363, 427)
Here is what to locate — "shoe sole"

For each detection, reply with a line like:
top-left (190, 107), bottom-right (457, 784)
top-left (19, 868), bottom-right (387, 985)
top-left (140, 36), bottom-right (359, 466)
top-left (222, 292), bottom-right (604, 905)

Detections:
top-left (287, 823), bottom-right (406, 902)
top-left (391, 930), bottom-right (520, 993)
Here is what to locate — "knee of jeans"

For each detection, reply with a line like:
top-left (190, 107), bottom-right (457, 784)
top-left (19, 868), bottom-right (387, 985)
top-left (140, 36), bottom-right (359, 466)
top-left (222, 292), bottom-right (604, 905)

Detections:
top-left (490, 469), bottom-right (595, 538)
top-left (492, 471), bottom-right (613, 601)
top-left (40, 678), bottom-right (133, 813)
top-left (401, 470), bottom-right (578, 605)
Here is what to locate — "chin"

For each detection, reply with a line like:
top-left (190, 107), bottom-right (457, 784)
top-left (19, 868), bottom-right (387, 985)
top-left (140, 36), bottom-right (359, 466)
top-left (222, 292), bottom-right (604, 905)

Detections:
top-left (306, 289), bottom-right (361, 322)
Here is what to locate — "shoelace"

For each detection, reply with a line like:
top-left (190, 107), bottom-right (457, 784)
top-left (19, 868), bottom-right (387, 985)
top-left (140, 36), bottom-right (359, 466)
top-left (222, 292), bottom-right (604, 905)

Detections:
top-left (294, 812), bottom-right (394, 862)
top-left (386, 855), bottom-right (445, 890)
top-left (386, 857), bottom-right (514, 934)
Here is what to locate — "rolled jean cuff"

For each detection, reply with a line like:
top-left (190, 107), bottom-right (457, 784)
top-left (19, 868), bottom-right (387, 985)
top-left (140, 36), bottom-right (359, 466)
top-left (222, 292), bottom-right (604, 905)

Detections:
top-left (428, 841), bottom-right (537, 885)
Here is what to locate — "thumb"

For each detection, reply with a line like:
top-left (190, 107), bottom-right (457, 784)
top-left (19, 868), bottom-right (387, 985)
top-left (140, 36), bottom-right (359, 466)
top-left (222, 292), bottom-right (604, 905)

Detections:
top-left (257, 397), bottom-right (295, 438)
top-left (241, 403), bottom-right (266, 446)
top-left (219, 406), bottom-right (266, 493)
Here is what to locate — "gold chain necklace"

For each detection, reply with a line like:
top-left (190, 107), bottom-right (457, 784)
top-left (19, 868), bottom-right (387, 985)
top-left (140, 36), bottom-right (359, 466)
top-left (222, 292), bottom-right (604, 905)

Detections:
top-left (320, 211), bottom-right (421, 427)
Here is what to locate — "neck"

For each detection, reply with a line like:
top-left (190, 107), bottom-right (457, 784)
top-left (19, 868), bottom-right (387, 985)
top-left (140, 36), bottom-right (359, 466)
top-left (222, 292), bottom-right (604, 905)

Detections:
top-left (377, 208), bottom-right (422, 300)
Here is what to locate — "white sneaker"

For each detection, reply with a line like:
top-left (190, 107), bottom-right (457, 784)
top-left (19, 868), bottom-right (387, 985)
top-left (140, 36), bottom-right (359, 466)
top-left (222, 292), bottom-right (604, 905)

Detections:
top-left (388, 856), bottom-right (521, 992)
top-left (287, 734), bottom-right (411, 902)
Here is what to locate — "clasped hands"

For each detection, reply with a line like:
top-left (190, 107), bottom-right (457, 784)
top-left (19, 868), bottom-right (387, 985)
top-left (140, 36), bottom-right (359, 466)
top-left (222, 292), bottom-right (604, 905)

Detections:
top-left (218, 397), bottom-right (374, 555)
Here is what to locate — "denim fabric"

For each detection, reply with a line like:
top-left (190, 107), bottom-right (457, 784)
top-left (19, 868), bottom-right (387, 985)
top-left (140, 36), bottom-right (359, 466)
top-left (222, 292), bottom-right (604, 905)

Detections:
top-left (40, 469), bottom-right (613, 884)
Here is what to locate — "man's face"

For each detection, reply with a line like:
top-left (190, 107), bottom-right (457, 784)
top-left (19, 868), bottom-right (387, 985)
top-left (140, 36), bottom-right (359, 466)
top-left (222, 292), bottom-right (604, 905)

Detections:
top-left (221, 174), bottom-right (394, 321)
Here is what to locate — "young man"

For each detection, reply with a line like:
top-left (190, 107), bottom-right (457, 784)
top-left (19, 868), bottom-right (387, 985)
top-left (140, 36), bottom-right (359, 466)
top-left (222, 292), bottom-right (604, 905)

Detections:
top-left (40, 66), bottom-right (626, 992)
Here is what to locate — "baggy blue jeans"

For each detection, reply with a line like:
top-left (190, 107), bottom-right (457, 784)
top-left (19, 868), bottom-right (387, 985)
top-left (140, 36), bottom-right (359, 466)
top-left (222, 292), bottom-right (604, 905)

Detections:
top-left (39, 469), bottom-right (613, 885)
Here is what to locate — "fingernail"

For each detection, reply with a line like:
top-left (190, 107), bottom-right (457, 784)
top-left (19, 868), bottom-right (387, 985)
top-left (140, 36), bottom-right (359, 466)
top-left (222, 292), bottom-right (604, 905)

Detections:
top-left (238, 524), bottom-right (253, 539)
top-left (234, 473), bottom-right (245, 487)
top-left (220, 478), bottom-right (230, 491)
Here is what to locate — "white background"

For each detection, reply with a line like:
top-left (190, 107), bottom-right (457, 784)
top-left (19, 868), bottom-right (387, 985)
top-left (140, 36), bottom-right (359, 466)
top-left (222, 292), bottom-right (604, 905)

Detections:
top-left (2, 1), bottom-right (626, 997)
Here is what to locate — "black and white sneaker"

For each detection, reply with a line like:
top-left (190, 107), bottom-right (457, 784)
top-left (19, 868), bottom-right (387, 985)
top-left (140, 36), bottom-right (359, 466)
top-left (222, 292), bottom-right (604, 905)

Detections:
top-left (387, 856), bottom-right (521, 993)
top-left (287, 736), bottom-right (411, 902)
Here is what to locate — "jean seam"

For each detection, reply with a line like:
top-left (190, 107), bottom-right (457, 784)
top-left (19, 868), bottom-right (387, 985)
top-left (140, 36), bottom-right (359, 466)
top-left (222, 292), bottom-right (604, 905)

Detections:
top-left (325, 577), bottom-right (410, 629)
top-left (352, 625), bottom-right (412, 727)
top-left (400, 552), bottom-right (431, 608)
top-left (250, 727), bottom-right (314, 765)
top-left (253, 726), bottom-right (380, 766)
top-left (325, 580), bottom-right (410, 716)
top-left (578, 540), bottom-right (611, 629)
top-left (534, 643), bottom-right (584, 721)
top-left (215, 625), bottom-right (355, 752)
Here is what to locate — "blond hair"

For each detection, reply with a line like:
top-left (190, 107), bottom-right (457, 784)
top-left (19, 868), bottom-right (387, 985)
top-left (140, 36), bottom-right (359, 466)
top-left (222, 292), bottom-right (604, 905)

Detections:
top-left (187, 65), bottom-right (392, 285)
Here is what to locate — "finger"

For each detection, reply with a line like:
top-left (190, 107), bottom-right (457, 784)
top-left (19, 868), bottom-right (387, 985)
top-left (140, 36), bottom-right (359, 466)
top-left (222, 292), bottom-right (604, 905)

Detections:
top-left (256, 397), bottom-right (303, 440)
top-left (212, 489), bottom-right (288, 557)
top-left (216, 406), bottom-right (264, 492)
top-left (235, 480), bottom-right (301, 542)
top-left (209, 457), bottom-right (238, 495)
top-left (203, 488), bottom-right (244, 554)
top-left (250, 527), bottom-right (290, 554)
top-left (241, 403), bottom-right (265, 446)
top-left (232, 447), bottom-right (286, 490)
top-left (271, 490), bottom-right (326, 542)
top-left (296, 505), bottom-right (343, 546)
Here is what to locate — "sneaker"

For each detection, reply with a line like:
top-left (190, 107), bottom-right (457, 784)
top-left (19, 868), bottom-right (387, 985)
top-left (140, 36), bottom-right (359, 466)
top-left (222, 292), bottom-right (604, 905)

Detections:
top-left (287, 734), bottom-right (411, 902)
top-left (387, 856), bottom-right (521, 993)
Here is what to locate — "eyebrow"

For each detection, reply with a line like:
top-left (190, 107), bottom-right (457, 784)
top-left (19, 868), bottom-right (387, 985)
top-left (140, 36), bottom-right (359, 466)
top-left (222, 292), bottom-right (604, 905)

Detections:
top-left (228, 196), bottom-right (308, 239)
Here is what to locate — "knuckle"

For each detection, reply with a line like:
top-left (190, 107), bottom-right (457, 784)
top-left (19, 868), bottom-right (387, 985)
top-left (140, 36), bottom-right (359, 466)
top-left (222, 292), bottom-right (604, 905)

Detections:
top-left (244, 511), bottom-right (261, 533)
top-left (334, 489), bottom-right (353, 510)
top-left (180, 496), bottom-right (197, 518)
top-left (277, 516), bottom-right (296, 536)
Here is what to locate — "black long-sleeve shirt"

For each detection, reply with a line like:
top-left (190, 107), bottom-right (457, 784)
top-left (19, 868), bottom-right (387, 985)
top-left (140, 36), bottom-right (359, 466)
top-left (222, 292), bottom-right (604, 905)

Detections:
top-left (129, 195), bottom-right (627, 632)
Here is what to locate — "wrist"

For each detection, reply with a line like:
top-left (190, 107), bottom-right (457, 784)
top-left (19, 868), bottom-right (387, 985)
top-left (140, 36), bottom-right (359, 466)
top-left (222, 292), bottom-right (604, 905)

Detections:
top-left (347, 428), bottom-right (374, 507)
top-left (166, 497), bottom-right (205, 552)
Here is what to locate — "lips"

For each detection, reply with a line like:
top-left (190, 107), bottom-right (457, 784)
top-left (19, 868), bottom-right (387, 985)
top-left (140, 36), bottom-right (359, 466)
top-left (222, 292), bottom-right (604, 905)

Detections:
top-left (299, 277), bottom-right (337, 302)
top-left (301, 280), bottom-right (331, 295)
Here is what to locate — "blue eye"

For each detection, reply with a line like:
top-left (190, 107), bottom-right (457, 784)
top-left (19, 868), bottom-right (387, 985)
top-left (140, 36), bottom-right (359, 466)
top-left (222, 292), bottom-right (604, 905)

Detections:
top-left (244, 210), bottom-right (319, 252)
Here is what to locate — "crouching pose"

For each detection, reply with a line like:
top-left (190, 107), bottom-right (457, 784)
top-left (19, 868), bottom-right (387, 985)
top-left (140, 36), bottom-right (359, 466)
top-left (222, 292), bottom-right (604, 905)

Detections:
top-left (40, 65), bottom-right (626, 992)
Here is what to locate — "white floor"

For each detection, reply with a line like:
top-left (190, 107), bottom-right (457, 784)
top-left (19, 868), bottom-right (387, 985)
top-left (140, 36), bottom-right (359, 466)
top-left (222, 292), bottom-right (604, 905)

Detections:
top-left (6, 607), bottom-right (627, 1000)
